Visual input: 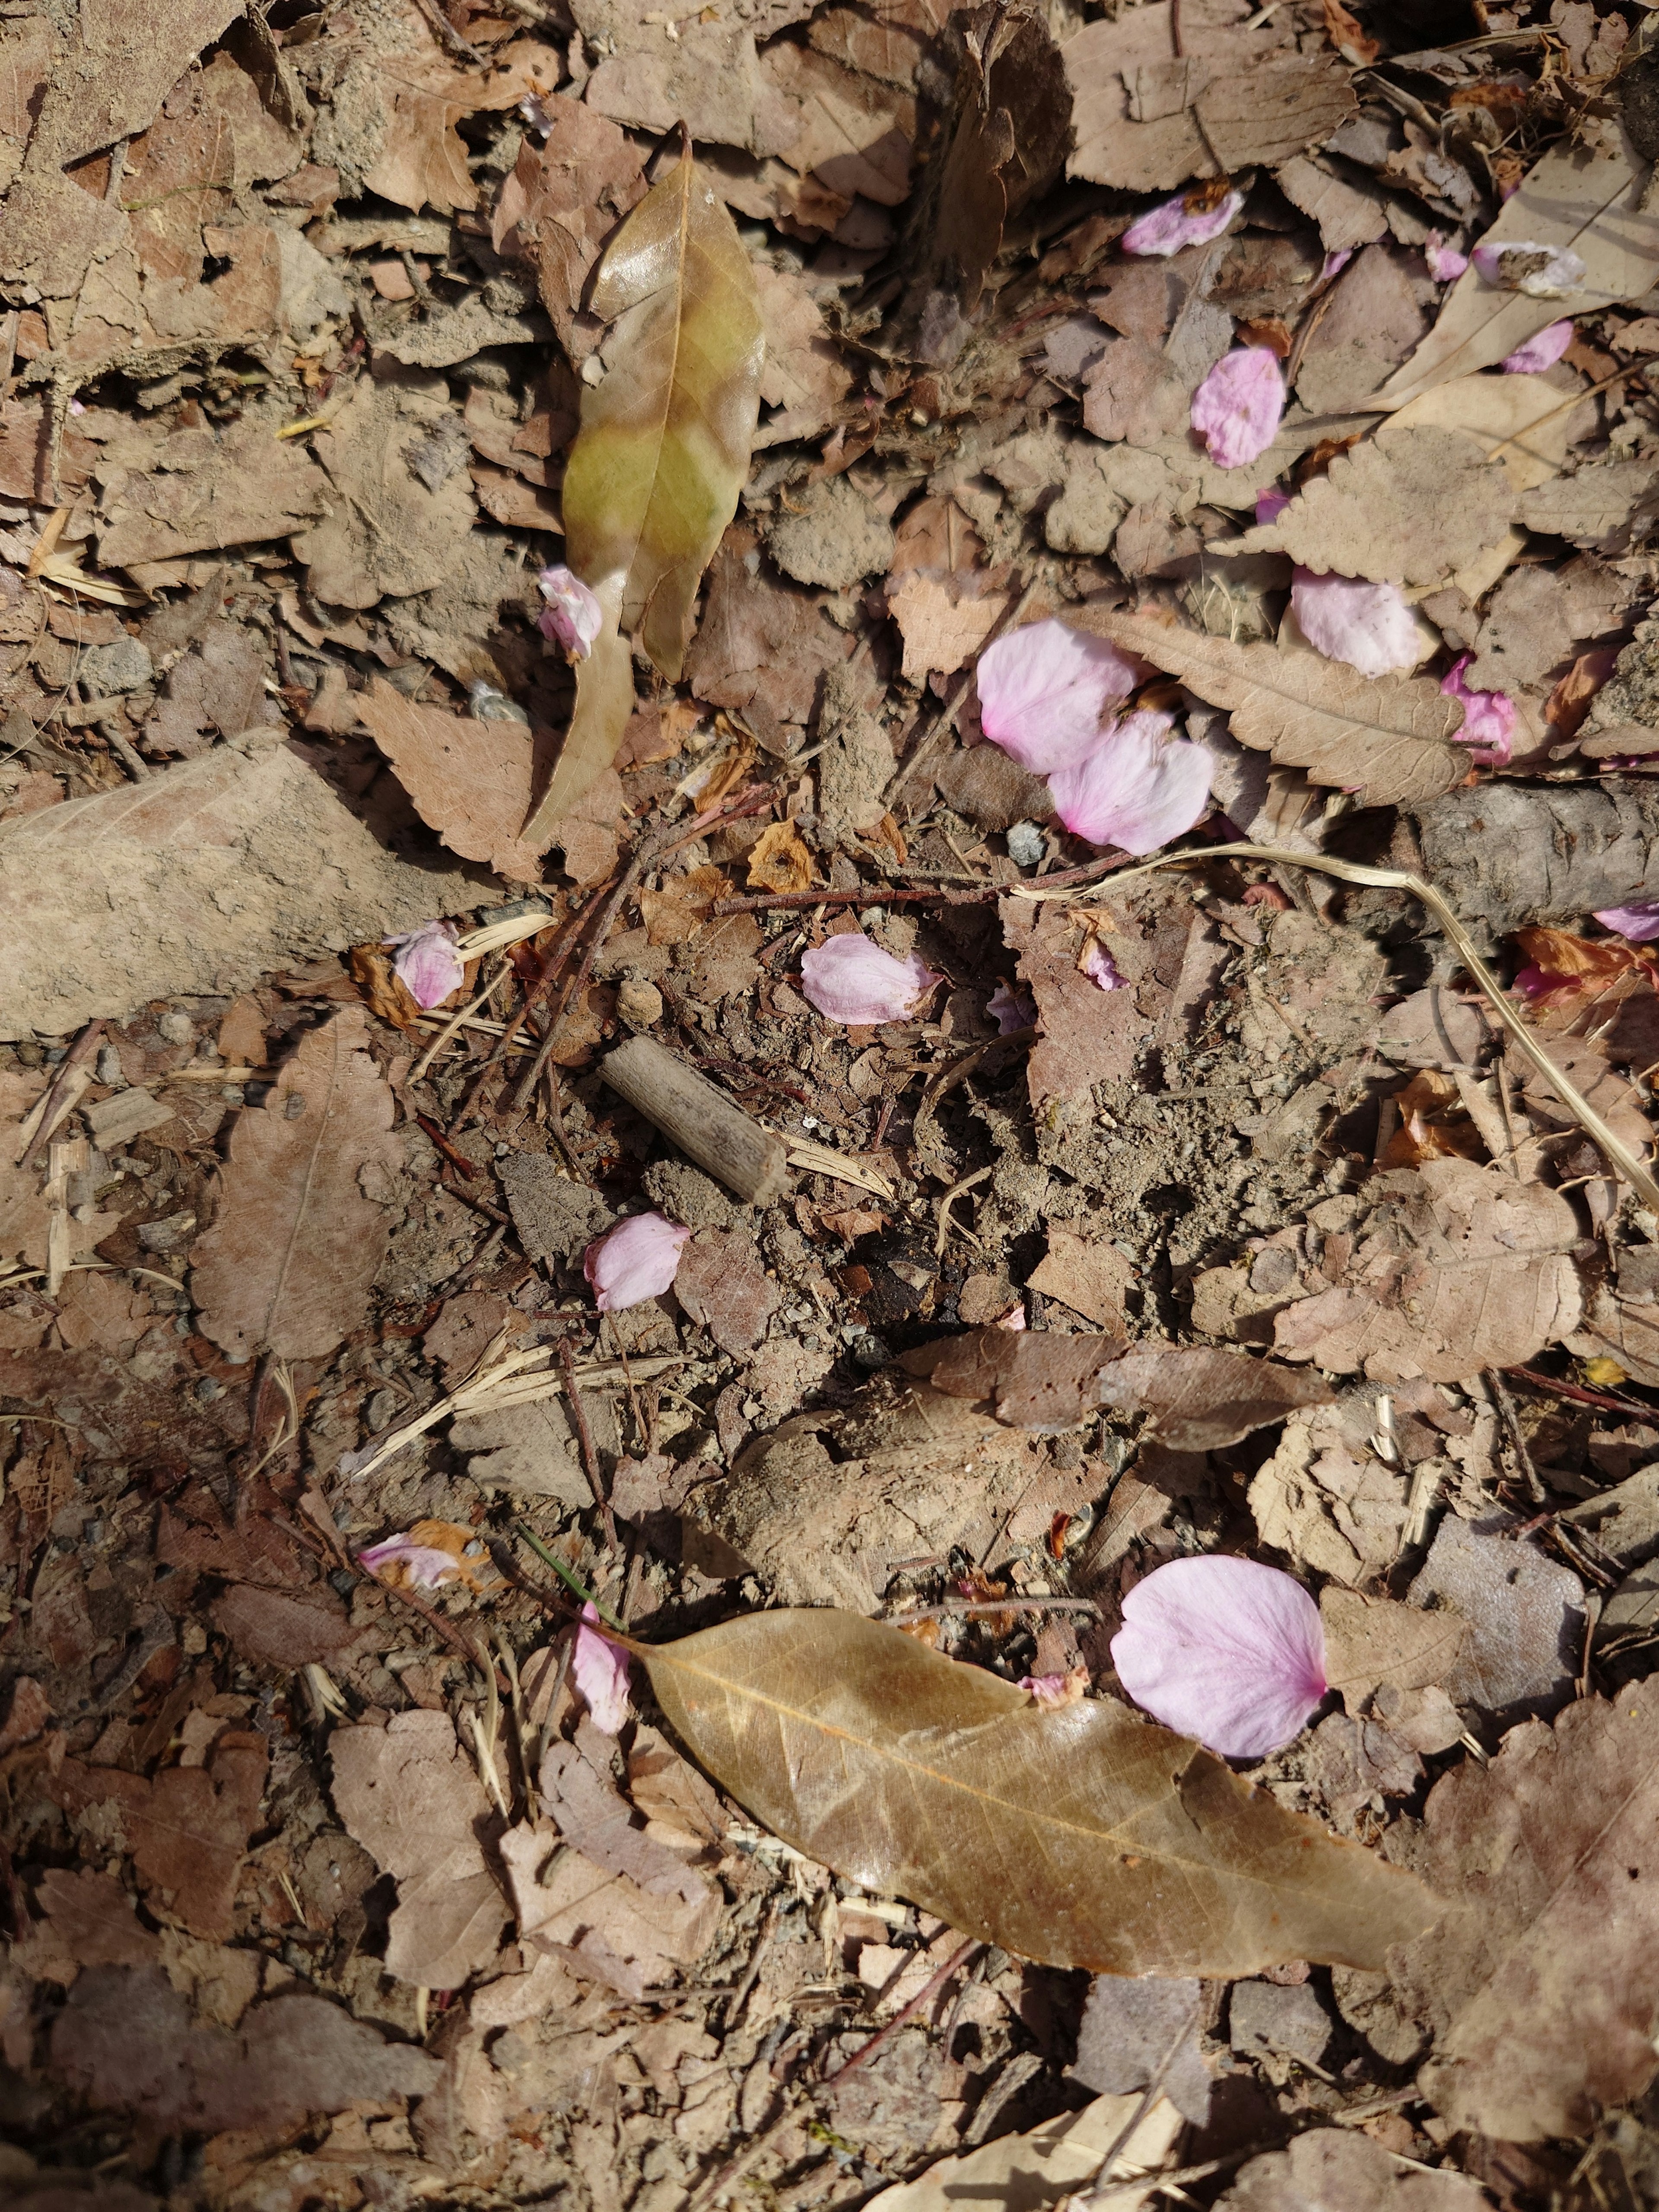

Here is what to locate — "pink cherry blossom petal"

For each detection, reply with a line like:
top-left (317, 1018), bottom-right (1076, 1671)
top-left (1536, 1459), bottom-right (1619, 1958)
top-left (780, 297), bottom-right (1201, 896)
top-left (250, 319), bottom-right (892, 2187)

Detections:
top-left (384, 919), bottom-right (466, 1008)
top-left (1255, 487), bottom-right (1291, 524)
top-left (994, 1303), bottom-right (1027, 1331)
top-left (359, 1534), bottom-right (463, 1589)
top-left (1047, 711), bottom-right (1212, 857)
top-left (975, 618), bottom-right (1142, 772)
top-left (537, 564), bottom-right (604, 658)
top-left (1471, 240), bottom-right (1586, 298)
top-left (1122, 187), bottom-right (1246, 257)
top-left (1111, 1555), bottom-right (1327, 1758)
top-left (584, 1212), bottom-right (692, 1312)
top-left (987, 979), bottom-right (1036, 1033)
top-left (1190, 348), bottom-right (1285, 469)
top-left (1319, 249), bottom-right (1352, 283)
top-left (1084, 942), bottom-right (1125, 991)
top-left (801, 931), bottom-right (943, 1025)
top-left (572, 1602), bottom-right (631, 1734)
top-left (1423, 232), bottom-right (1469, 282)
top-left (1499, 319), bottom-right (1574, 373)
top-left (1441, 655), bottom-right (1516, 766)
top-left (1291, 571), bottom-right (1421, 677)
top-left (1595, 901), bottom-right (1659, 942)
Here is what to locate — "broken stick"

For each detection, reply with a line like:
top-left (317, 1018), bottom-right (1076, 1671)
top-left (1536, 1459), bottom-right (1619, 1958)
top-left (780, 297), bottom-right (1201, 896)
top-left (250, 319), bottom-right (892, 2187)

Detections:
top-left (599, 1034), bottom-right (790, 1205)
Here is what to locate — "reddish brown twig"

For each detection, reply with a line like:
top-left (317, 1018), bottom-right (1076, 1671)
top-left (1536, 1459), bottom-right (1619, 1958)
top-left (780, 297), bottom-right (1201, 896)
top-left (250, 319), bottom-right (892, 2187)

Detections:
top-left (558, 1335), bottom-right (616, 1550)
top-left (1505, 1364), bottom-right (1659, 1423)
top-left (712, 846), bottom-right (1143, 918)
top-left (20, 1019), bottom-right (104, 1170)
top-left (822, 1938), bottom-right (982, 2089)
top-left (454, 889), bottom-right (605, 1129)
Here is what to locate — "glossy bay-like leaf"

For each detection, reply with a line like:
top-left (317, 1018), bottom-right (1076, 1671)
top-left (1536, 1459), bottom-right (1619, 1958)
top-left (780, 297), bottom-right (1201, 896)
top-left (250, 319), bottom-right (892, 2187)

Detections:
top-left (526, 148), bottom-right (764, 838)
top-left (640, 1610), bottom-right (1437, 1976)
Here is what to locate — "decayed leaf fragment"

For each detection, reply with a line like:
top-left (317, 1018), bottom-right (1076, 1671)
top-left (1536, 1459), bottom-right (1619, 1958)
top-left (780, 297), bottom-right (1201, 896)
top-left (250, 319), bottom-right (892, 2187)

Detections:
top-left (1090, 610), bottom-right (1468, 806)
top-left (191, 1007), bottom-right (404, 1362)
top-left (640, 1611), bottom-right (1437, 1976)
top-left (528, 147), bottom-right (765, 836)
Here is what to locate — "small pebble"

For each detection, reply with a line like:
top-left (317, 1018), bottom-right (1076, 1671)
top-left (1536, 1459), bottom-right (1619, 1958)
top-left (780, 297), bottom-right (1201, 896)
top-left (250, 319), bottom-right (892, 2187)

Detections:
top-left (95, 1044), bottom-right (125, 1087)
top-left (157, 1011), bottom-right (195, 1045)
top-left (365, 1388), bottom-right (399, 1433)
top-left (1006, 820), bottom-right (1046, 868)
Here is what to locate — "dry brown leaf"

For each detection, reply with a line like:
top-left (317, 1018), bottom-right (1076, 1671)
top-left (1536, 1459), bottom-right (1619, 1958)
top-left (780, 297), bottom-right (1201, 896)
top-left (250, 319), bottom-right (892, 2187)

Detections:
top-left (1228, 426), bottom-right (1516, 586)
top-left (1406, 1516), bottom-right (1583, 1716)
top-left (1521, 459), bottom-right (1659, 553)
top-left (191, 1007), bottom-right (404, 1363)
top-left (685, 524), bottom-right (853, 748)
top-left (356, 678), bottom-right (549, 882)
top-left (1320, 1589), bottom-right (1473, 1715)
top-left (1274, 155), bottom-right (1390, 255)
top-left (1219, 2130), bottom-right (1490, 2212)
top-left (291, 378), bottom-right (476, 610)
top-left (1388, 1675), bottom-right (1659, 2141)
top-left (1267, 1160), bottom-right (1583, 1383)
top-left (746, 819), bottom-right (816, 895)
top-left (1081, 334), bottom-right (1192, 446)
top-left (584, 19), bottom-right (771, 158)
top-left (1027, 1227), bottom-right (1135, 1331)
top-left (763, 41), bottom-right (918, 207)
top-left (639, 1610), bottom-right (1435, 1976)
top-left (495, 96), bottom-right (647, 364)
top-left (1089, 610), bottom-right (1467, 807)
top-left (53, 1736), bottom-right (267, 1942)
top-left (98, 415), bottom-right (328, 571)
top-left (330, 1710), bottom-right (508, 1990)
top-left (1467, 555), bottom-right (1632, 694)
top-left (1378, 124), bottom-right (1659, 407)
top-left (674, 1227), bottom-right (781, 1355)
top-left (862, 2093), bottom-right (1182, 2212)
top-left (753, 261), bottom-right (855, 448)
top-left (888, 571), bottom-right (1013, 680)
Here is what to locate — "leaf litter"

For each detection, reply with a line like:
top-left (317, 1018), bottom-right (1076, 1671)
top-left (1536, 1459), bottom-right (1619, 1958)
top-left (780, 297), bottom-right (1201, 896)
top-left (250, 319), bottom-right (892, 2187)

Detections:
top-left (10, 2), bottom-right (1659, 2209)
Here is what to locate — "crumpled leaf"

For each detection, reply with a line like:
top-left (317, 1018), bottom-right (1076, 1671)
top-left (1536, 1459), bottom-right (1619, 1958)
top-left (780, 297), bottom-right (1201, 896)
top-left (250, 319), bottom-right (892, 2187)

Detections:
top-left (861, 2092), bottom-right (1182, 2212)
top-left (1218, 2129), bottom-right (1491, 2211)
top-left (1090, 610), bottom-right (1466, 806)
top-left (529, 148), bottom-right (764, 833)
top-left (1377, 124), bottom-right (1659, 407)
top-left (191, 1007), bottom-right (404, 1363)
top-left (1388, 1675), bottom-right (1659, 2141)
top-left (496, 95), bottom-right (647, 363)
top-left (1521, 458), bottom-right (1659, 553)
top-left (639, 1610), bottom-right (1436, 1976)
top-left (1228, 426), bottom-right (1516, 586)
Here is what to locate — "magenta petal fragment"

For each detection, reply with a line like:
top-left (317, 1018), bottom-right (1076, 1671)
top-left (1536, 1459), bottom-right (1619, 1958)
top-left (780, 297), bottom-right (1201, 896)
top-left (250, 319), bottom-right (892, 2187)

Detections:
top-left (987, 979), bottom-right (1036, 1033)
top-left (537, 564), bottom-right (604, 659)
top-left (1471, 239), bottom-right (1586, 298)
top-left (801, 931), bottom-right (943, 1025)
top-left (1423, 232), bottom-right (1469, 282)
top-left (1595, 901), bottom-right (1659, 943)
top-left (1441, 655), bottom-right (1516, 766)
top-left (1121, 187), bottom-right (1245, 257)
top-left (384, 919), bottom-right (465, 1009)
top-left (1499, 319), bottom-right (1574, 374)
top-left (1083, 942), bottom-right (1125, 991)
top-left (572, 1602), bottom-right (631, 1735)
top-left (1047, 710), bottom-right (1212, 857)
top-left (584, 1212), bottom-right (692, 1313)
top-left (358, 1535), bottom-right (462, 1589)
top-left (1291, 570), bottom-right (1420, 677)
top-left (1255, 487), bottom-right (1291, 524)
top-left (1190, 348), bottom-right (1284, 469)
top-left (975, 618), bottom-right (1142, 772)
top-left (1111, 1556), bottom-right (1328, 1758)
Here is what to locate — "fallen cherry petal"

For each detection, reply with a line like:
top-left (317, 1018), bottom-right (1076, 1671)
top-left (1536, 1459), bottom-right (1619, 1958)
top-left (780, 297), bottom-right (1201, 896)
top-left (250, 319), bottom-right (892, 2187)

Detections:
top-left (1424, 232), bottom-right (1469, 282)
top-left (987, 979), bottom-right (1036, 1033)
top-left (1595, 901), bottom-right (1659, 943)
top-left (1047, 710), bottom-right (1212, 856)
top-left (1255, 487), bottom-right (1292, 524)
top-left (384, 919), bottom-right (465, 1009)
top-left (359, 1533), bottom-right (463, 1589)
top-left (1319, 249), bottom-right (1352, 283)
top-left (1500, 319), bottom-right (1574, 374)
top-left (1021, 1666), bottom-right (1087, 1708)
top-left (1471, 239), bottom-right (1586, 299)
top-left (1190, 348), bottom-right (1284, 469)
top-left (1083, 941), bottom-right (1125, 991)
top-left (994, 1303), bottom-right (1027, 1331)
top-left (801, 931), bottom-right (943, 1025)
top-left (976, 618), bottom-right (1142, 773)
top-left (1111, 1555), bottom-right (1327, 1758)
top-left (1122, 186), bottom-right (1245, 257)
top-left (572, 1602), bottom-right (631, 1734)
top-left (585, 1211), bottom-right (692, 1312)
top-left (537, 564), bottom-right (604, 659)
top-left (1442, 655), bottom-right (1516, 766)
top-left (1291, 571), bottom-right (1421, 677)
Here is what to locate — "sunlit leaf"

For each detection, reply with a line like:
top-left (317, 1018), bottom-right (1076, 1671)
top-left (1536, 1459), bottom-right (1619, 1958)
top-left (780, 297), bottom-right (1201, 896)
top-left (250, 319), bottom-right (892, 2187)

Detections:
top-left (527, 146), bottom-right (764, 836)
top-left (639, 1609), bottom-right (1437, 1976)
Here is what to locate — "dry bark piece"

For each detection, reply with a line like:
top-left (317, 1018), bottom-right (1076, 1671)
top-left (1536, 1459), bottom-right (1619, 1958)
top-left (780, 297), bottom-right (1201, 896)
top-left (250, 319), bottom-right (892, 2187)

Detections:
top-left (1091, 611), bottom-right (1466, 807)
top-left (191, 1008), bottom-right (404, 1363)
top-left (641, 1610), bottom-right (1436, 1976)
top-left (330, 1710), bottom-right (508, 1991)
top-left (1399, 779), bottom-right (1659, 935)
top-left (600, 1036), bottom-right (790, 1205)
top-left (1388, 1674), bottom-right (1659, 2141)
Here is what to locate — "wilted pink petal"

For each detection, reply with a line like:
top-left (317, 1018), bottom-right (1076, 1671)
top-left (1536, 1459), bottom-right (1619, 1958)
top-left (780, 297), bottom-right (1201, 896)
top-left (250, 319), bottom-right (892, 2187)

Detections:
top-left (359, 1533), bottom-right (462, 1589)
top-left (994, 1302), bottom-right (1027, 1331)
top-left (1255, 487), bottom-right (1291, 524)
top-left (1500, 319), bottom-right (1574, 373)
top-left (1190, 348), bottom-right (1284, 469)
top-left (585, 1212), bottom-right (692, 1312)
top-left (1111, 1556), bottom-right (1327, 1758)
top-left (1084, 941), bottom-right (1125, 991)
top-left (1122, 186), bottom-right (1245, 257)
top-left (537, 565), bottom-right (604, 659)
top-left (1291, 570), bottom-right (1420, 677)
top-left (976, 618), bottom-right (1142, 772)
top-left (1471, 239), bottom-right (1586, 299)
top-left (572, 1602), bottom-right (631, 1734)
top-left (384, 919), bottom-right (465, 1008)
top-left (1020, 1666), bottom-right (1087, 1708)
top-left (1424, 232), bottom-right (1469, 282)
top-left (1047, 710), bottom-right (1212, 857)
top-left (520, 91), bottom-right (553, 135)
top-left (1319, 249), bottom-right (1352, 283)
top-left (1441, 655), bottom-right (1515, 766)
top-left (1595, 901), bottom-right (1659, 942)
top-left (987, 979), bottom-right (1036, 1033)
top-left (801, 931), bottom-right (943, 1025)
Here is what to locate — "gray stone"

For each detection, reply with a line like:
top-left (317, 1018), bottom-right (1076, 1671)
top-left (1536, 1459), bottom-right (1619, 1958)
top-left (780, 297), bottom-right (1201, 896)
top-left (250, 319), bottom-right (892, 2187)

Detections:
top-left (1407, 1514), bottom-right (1583, 1716)
top-left (1228, 1978), bottom-right (1333, 2067)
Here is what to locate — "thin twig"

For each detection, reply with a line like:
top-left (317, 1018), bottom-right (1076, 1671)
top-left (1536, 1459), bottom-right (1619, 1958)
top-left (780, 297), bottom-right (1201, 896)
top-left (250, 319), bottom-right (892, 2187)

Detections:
top-left (558, 1335), bottom-right (617, 1551)
top-left (19, 1020), bottom-right (103, 1171)
top-left (878, 1596), bottom-right (1100, 1625)
top-left (823, 1938), bottom-right (982, 2089)
top-left (1076, 1990), bottom-right (1203, 2209)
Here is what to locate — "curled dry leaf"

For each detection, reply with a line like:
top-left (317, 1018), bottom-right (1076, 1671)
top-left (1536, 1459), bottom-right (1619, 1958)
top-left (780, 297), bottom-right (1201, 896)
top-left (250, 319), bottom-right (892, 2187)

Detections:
top-left (191, 1008), bottom-right (404, 1363)
top-left (529, 149), bottom-right (764, 835)
top-left (639, 1610), bottom-right (1437, 1976)
top-left (1090, 610), bottom-right (1467, 807)
top-left (861, 2092), bottom-right (1183, 2212)
top-left (1228, 426), bottom-right (1516, 587)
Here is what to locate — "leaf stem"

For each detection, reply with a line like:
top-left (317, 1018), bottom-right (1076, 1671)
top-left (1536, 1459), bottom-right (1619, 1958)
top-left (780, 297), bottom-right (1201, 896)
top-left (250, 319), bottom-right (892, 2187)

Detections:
top-left (515, 1520), bottom-right (624, 1630)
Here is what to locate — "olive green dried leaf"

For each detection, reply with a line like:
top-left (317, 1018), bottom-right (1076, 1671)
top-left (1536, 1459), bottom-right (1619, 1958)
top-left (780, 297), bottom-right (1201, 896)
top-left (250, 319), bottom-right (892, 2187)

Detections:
top-left (639, 1610), bottom-right (1438, 1976)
